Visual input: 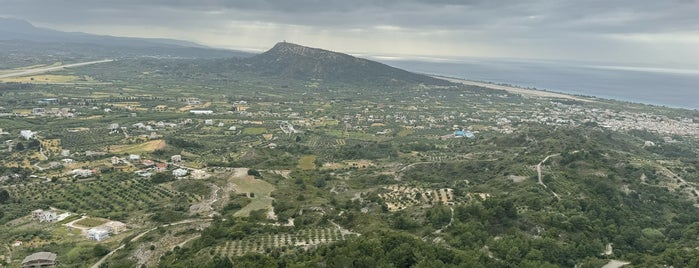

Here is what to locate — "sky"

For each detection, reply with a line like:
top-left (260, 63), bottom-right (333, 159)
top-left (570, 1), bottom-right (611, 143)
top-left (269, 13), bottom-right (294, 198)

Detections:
top-left (1, 0), bottom-right (698, 67)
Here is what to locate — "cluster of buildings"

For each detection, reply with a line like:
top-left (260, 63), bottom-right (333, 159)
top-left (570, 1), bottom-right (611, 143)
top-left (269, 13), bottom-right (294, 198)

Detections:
top-left (86, 221), bottom-right (127, 241)
top-left (30, 209), bottom-right (72, 223)
top-left (493, 101), bottom-right (699, 138)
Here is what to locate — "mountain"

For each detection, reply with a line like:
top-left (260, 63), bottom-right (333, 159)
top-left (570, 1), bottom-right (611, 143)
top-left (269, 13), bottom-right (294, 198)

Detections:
top-left (238, 42), bottom-right (452, 86)
top-left (0, 18), bottom-right (251, 59)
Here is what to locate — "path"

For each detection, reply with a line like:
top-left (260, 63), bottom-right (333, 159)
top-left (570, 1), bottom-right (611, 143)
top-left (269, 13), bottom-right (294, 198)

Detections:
top-left (434, 207), bottom-right (455, 234)
top-left (64, 216), bottom-right (90, 234)
top-left (0, 60), bottom-right (114, 79)
top-left (175, 235), bottom-right (201, 249)
top-left (4, 245), bottom-right (11, 265)
top-left (537, 154), bottom-right (561, 199)
top-left (90, 219), bottom-right (211, 268)
top-left (602, 260), bottom-right (630, 268)
top-left (329, 220), bottom-right (360, 237)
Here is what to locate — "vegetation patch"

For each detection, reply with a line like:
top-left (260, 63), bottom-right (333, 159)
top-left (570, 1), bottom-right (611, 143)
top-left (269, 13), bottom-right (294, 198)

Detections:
top-left (243, 127), bottom-right (267, 135)
top-left (397, 128), bottom-right (415, 137)
top-left (224, 169), bottom-right (276, 217)
top-left (0, 74), bottom-right (81, 83)
top-left (74, 217), bottom-right (108, 228)
top-left (109, 139), bottom-right (167, 154)
top-left (298, 155), bottom-right (317, 170)
top-left (172, 179), bottom-right (211, 197)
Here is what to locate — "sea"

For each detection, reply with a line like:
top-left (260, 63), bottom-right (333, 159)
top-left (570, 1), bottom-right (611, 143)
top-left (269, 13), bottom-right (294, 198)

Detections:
top-left (379, 58), bottom-right (699, 110)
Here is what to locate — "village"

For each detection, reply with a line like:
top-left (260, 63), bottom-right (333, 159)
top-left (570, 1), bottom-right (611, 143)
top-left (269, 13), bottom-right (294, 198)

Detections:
top-left (1, 73), bottom-right (699, 267)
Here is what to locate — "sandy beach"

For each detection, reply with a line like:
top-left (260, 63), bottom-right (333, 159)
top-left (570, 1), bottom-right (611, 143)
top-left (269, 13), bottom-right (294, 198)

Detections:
top-left (435, 76), bottom-right (595, 103)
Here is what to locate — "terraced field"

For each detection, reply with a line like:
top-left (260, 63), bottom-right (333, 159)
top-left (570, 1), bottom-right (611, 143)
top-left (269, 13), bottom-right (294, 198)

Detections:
top-left (8, 178), bottom-right (186, 215)
top-left (213, 228), bottom-right (357, 256)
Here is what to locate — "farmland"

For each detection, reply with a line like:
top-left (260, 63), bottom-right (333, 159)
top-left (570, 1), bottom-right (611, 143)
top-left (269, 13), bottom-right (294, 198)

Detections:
top-left (1, 42), bottom-right (699, 268)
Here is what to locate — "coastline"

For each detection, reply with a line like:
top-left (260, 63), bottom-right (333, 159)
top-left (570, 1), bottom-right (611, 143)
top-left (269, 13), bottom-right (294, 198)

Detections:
top-left (434, 75), bottom-right (596, 103)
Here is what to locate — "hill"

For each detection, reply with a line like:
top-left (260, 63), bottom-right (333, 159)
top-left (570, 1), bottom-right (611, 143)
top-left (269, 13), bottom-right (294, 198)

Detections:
top-left (237, 42), bottom-right (452, 86)
top-left (0, 18), bottom-right (251, 59)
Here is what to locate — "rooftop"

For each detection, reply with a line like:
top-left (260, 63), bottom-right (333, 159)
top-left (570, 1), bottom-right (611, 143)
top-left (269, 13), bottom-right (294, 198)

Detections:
top-left (22, 251), bottom-right (57, 264)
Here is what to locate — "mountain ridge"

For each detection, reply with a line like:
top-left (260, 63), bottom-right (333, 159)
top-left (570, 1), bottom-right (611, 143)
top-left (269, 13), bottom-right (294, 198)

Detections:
top-left (239, 42), bottom-right (452, 86)
top-left (0, 18), bottom-right (251, 59)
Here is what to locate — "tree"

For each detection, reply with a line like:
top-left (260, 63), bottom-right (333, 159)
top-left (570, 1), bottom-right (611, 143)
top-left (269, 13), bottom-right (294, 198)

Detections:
top-left (93, 244), bottom-right (110, 257)
top-left (151, 173), bottom-right (175, 183)
top-left (247, 169), bottom-right (260, 177)
top-left (0, 189), bottom-right (9, 204)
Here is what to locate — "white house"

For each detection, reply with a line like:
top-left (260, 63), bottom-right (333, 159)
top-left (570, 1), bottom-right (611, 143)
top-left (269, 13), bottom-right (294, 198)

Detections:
top-left (87, 228), bottom-right (110, 241)
top-left (129, 154), bottom-right (141, 161)
top-left (204, 119), bottom-right (214, 125)
top-left (173, 168), bottom-right (188, 177)
top-left (20, 130), bottom-right (35, 140)
top-left (71, 169), bottom-right (93, 178)
top-left (171, 155), bottom-right (182, 162)
top-left (190, 110), bottom-right (213, 115)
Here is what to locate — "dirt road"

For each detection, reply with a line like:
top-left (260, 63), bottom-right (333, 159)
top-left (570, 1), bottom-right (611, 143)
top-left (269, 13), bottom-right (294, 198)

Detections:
top-left (537, 154), bottom-right (561, 199)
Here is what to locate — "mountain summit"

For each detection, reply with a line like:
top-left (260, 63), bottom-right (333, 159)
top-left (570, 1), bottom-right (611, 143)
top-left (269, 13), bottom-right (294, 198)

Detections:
top-left (243, 42), bottom-right (451, 86)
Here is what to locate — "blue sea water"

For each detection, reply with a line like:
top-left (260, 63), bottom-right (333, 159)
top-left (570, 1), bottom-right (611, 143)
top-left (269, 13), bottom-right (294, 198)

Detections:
top-left (380, 58), bottom-right (699, 110)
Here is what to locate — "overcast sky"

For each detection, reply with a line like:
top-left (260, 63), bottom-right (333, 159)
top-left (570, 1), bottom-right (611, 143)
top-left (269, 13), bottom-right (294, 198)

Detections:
top-left (2, 0), bottom-right (698, 67)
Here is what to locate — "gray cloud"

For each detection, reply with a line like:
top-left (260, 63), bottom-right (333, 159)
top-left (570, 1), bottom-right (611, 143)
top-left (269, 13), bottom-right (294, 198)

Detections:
top-left (1, 0), bottom-right (698, 65)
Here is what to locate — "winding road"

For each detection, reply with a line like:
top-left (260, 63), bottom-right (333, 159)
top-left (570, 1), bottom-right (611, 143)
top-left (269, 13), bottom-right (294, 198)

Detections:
top-left (90, 219), bottom-right (211, 268)
top-left (0, 59), bottom-right (114, 79)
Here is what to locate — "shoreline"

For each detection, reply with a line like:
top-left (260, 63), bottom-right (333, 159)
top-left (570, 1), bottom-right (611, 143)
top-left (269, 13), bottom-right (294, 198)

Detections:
top-left (433, 75), bottom-right (596, 103)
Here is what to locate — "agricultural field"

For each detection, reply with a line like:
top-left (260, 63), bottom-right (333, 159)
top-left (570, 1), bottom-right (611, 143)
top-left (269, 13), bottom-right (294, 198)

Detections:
top-left (297, 155), bottom-right (316, 170)
top-left (379, 185), bottom-right (457, 211)
top-left (217, 169), bottom-right (277, 218)
top-left (0, 74), bottom-right (85, 84)
top-left (213, 227), bottom-right (358, 257)
top-left (242, 128), bottom-right (267, 135)
top-left (74, 217), bottom-right (108, 228)
top-left (109, 140), bottom-right (167, 154)
top-left (6, 174), bottom-right (184, 220)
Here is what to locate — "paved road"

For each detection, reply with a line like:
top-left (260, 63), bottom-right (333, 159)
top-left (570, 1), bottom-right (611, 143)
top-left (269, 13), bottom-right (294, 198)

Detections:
top-left (0, 59), bottom-right (114, 79)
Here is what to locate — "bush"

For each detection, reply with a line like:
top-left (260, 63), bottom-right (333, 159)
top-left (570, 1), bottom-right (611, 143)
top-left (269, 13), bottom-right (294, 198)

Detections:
top-left (151, 172), bottom-right (175, 183)
top-left (247, 169), bottom-right (261, 177)
top-left (0, 189), bottom-right (9, 204)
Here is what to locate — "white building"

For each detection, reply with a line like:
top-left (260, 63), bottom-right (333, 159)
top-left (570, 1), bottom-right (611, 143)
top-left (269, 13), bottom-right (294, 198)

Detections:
top-left (129, 154), bottom-right (141, 161)
top-left (204, 119), bottom-right (214, 125)
top-left (87, 228), bottom-right (110, 241)
top-left (20, 130), bottom-right (35, 140)
top-left (173, 168), bottom-right (188, 177)
top-left (190, 110), bottom-right (213, 115)
top-left (71, 169), bottom-right (93, 178)
top-left (171, 155), bottom-right (182, 162)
